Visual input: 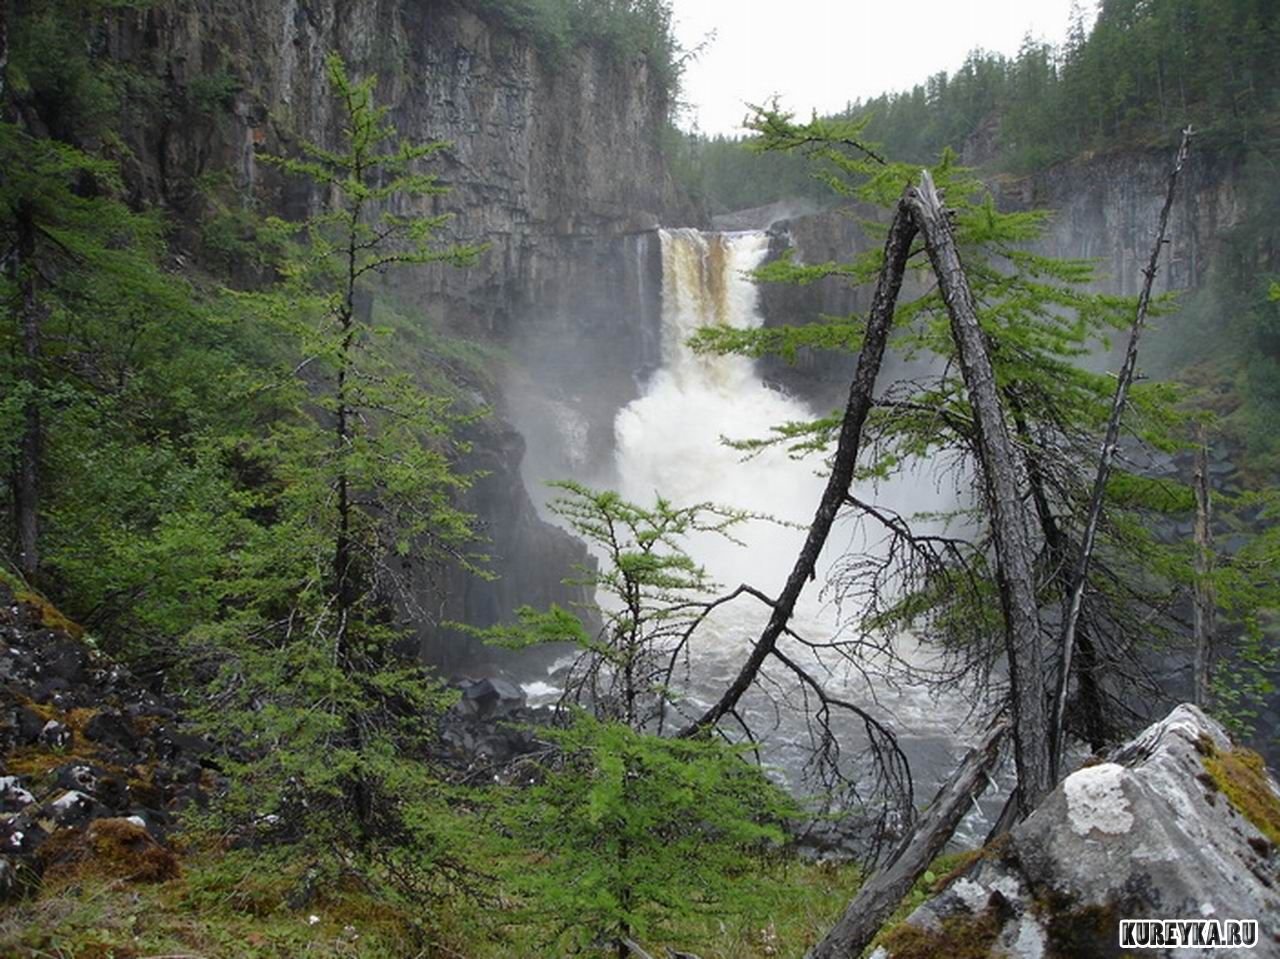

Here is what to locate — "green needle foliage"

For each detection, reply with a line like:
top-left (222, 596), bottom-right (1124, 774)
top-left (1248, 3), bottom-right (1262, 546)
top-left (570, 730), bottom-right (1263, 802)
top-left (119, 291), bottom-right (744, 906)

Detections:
top-left (500, 714), bottom-right (798, 958)
top-left (480, 480), bottom-right (754, 727)
top-left (186, 54), bottom-right (489, 902)
top-left (476, 483), bottom-right (798, 956)
top-left (690, 107), bottom-right (1277, 750)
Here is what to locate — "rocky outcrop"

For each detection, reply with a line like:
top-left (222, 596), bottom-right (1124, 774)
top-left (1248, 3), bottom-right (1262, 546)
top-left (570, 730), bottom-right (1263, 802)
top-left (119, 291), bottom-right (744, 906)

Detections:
top-left (99, 0), bottom-right (689, 664)
top-left (991, 146), bottom-right (1250, 298)
top-left (0, 583), bottom-right (214, 900)
top-left (872, 705), bottom-right (1280, 958)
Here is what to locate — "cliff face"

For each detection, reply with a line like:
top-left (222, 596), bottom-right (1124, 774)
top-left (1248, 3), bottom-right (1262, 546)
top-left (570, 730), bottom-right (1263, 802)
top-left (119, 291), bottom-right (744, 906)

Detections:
top-left (102, 0), bottom-right (686, 665)
top-left (752, 145), bottom-right (1250, 406)
top-left (993, 146), bottom-right (1250, 297)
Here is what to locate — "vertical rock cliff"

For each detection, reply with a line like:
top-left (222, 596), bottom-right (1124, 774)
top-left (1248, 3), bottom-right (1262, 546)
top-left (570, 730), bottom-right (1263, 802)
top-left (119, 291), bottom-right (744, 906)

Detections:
top-left (747, 144), bottom-right (1253, 406)
top-left (100, 0), bottom-right (692, 664)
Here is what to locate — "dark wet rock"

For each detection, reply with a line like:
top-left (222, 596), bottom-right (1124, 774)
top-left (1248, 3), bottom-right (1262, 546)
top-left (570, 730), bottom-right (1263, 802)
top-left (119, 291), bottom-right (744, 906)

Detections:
top-left (155, 726), bottom-right (213, 762)
top-left (41, 639), bottom-right (87, 685)
top-left (51, 763), bottom-right (128, 810)
top-left (0, 813), bottom-right (47, 856)
top-left (0, 777), bottom-right (35, 813)
top-left (0, 590), bottom-right (215, 900)
top-left (31, 679), bottom-right (72, 708)
top-left (38, 720), bottom-right (71, 749)
top-left (83, 709), bottom-right (138, 751)
top-left (0, 702), bottom-right (45, 749)
top-left (45, 789), bottom-right (111, 828)
top-left (440, 682), bottom-right (554, 774)
top-left (459, 677), bottom-right (526, 721)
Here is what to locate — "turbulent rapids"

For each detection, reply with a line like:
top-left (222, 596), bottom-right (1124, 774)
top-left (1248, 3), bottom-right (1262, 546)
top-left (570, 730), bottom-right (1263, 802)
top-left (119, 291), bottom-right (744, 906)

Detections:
top-left (530, 226), bottom-right (989, 829)
top-left (615, 229), bottom-right (824, 590)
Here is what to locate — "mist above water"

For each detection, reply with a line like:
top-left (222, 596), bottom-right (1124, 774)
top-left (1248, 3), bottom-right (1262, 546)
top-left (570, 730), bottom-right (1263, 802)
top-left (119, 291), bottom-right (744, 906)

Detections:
top-left (516, 226), bottom-right (996, 823)
top-left (615, 229), bottom-right (825, 593)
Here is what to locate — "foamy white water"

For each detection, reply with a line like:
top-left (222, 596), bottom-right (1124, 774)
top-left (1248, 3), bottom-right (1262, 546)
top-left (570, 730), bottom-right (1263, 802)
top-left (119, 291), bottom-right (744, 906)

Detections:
top-left (561, 227), bottom-right (998, 831)
top-left (615, 229), bottom-right (825, 593)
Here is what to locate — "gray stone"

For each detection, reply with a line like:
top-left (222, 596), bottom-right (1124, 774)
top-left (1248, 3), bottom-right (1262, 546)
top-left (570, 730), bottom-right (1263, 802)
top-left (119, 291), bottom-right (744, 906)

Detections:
top-left (878, 705), bottom-right (1280, 958)
top-left (462, 677), bottom-right (526, 720)
top-left (37, 720), bottom-right (71, 749)
top-left (0, 777), bottom-right (34, 813)
top-left (45, 790), bottom-right (107, 828)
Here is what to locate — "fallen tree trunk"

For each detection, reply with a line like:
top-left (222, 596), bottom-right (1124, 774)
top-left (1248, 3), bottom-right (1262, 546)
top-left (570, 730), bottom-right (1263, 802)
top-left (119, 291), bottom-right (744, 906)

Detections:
top-left (806, 718), bottom-right (1009, 959)
top-left (678, 194), bottom-right (918, 737)
top-left (905, 171), bottom-right (1052, 815)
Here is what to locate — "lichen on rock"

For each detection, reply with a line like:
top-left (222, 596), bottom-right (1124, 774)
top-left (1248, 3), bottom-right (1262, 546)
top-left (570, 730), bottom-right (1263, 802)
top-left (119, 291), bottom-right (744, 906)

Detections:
top-left (874, 704), bottom-right (1280, 958)
top-left (1062, 762), bottom-right (1135, 836)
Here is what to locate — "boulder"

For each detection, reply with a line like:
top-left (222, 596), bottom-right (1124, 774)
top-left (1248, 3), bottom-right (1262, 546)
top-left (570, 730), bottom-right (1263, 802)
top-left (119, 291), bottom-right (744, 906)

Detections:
top-left (51, 762), bottom-right (127, 810)
top-left (459, 677), bottom-right (526, 721)
top-left (872, 705), bottom-right (1280, 958)
top-left (37, 720), bottom-right (71, 749)
top-left (44, 789), bottom-right (110, 828)
top-left (82, 709), bottom-right (138, 751)
top-left (0, 776), bottom-right (35, 813)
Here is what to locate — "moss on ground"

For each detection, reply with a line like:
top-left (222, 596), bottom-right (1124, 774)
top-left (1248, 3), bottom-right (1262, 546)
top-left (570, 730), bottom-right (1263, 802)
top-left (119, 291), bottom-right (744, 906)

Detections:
top-left (0, 569), bottom-right (86, 638)
top-left (46, 818), bottom-right (180, 888)
top-left (0, 842), bottom-right (865, 959)
top-left (877, 908), bottom-right (1002, 959)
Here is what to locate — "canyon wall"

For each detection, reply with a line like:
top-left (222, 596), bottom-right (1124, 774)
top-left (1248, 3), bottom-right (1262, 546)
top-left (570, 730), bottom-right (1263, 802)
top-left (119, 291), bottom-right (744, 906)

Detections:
top-left (102, 0), bottom-right (688, 664)
top-left (751, 143), bottom-right (1251, 406)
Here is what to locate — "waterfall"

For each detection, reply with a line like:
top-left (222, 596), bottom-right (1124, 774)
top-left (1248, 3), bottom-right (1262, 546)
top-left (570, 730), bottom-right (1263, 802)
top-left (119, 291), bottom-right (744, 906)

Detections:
top-left (617, 229), bottom-right (989, 787)
top-left (614, 229), bottom-right (824, 595)
top-left (525, 226), bottom-right (994, 830)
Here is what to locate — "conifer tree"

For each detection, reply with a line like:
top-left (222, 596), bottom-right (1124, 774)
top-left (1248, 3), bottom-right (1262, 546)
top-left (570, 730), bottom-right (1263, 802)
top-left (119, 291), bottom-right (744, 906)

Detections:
top-left (0, 125), bottom-right (182, 581)
top-left (476, 483), bottom-right (798, 958)
top-left (198, 54), bottom-right (486, 897)
top-left (687, 112), bottom-right (1207, 798)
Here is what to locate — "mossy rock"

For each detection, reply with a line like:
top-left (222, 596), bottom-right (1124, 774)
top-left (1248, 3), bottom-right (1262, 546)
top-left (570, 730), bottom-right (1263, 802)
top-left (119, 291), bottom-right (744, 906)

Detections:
top-left (879, 908), bottom-right (1003, 959)
top-left (1202, 746), bottom-right (1280, 846)
top-left (39, 818), bottom-right (180, 889)
top-left (0, 571), bottom-right (85, 640)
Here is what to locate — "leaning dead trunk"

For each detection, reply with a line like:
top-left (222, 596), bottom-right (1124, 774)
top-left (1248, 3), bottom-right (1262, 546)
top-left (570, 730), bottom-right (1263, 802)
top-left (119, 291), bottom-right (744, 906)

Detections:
top-left (1191, 427), bottom-right (1216, 707)
top-left (807, 718), bottom-right (1008, 959)
top-left (904, 172), bottom-right (1052, 815)
top-left (1050, 128), bottom-right (1192, 778)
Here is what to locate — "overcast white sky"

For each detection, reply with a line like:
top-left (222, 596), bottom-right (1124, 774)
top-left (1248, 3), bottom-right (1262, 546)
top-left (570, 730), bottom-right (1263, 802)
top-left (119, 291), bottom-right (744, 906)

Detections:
top-left (670, 0), bottom-right (1087, 135)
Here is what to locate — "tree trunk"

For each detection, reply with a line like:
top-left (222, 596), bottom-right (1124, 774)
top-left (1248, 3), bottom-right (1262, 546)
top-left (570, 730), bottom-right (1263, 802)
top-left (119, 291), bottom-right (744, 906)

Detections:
top-left (807, 719), bottom-right (1008, 959)
top-left (1010, 395), bottom-right (1110, 751)
top-left (0, 0), bottom-right (9, 102)
top-left (1192, 428), bottom-right (1215, 707)
top-left (905, 171), bottom-right (1051, 815)
top-left (1050, 129), bottom-right (1192, 780)
top-left (678, 198), bottom-right (918, 737)
top-left (15, 200), bottom-right (40, 581)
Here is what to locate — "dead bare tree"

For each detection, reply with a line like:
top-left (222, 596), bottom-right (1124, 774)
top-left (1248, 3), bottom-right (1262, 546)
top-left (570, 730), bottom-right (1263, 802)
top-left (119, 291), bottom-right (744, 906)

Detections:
top-left (675, 198), bottom-right (917, 737)
top-left (806, 717), bottom-right (1008, 959)
top-left (1192, 425), bottom-right (1216, 707)
top-left (904, 169), bottom-right (1053, 814)
top-left (1050, 128), bottom-right (1193, 779)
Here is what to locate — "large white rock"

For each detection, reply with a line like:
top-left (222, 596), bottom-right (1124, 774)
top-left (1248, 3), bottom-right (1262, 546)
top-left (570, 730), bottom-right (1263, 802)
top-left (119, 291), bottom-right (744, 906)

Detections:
top-left (880, 705), bottom-right (1280, 958)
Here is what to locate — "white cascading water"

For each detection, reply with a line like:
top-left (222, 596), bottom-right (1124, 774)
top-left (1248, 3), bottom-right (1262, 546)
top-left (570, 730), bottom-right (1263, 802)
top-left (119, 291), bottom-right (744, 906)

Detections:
top-left (606, 229), bottom-right (983, 806)
top-left (615, 229), bottom-right (825, 591)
